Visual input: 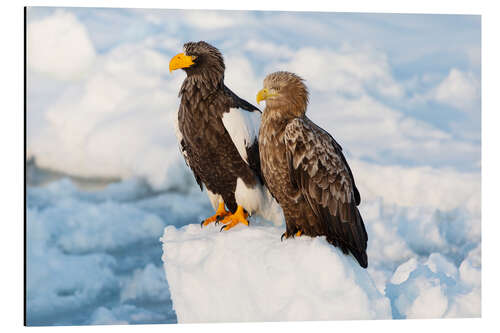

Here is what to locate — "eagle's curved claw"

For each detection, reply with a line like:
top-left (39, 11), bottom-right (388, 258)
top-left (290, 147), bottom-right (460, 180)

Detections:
top-left (220, 225), bottom-right (227, 232)
top-left (217, 205), bottom-right (249, 232)
top-left (201, 202), bottom-right (230, 227)
top-left (281, 230), bottom-right (302, 240)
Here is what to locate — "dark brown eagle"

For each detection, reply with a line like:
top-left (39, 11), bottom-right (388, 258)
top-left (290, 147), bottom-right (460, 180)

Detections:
top-left (257, 71), bottom-right (368, 268)
top-left (169, 41), bottom-right (280, 230)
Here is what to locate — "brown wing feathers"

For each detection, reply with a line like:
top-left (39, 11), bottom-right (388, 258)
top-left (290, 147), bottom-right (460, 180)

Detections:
top-left (285, 118), bottom-right (368, 268)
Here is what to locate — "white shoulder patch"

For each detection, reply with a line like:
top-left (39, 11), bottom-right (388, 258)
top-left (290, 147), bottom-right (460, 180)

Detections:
top-left (221, 108), bottom-right (261, 164)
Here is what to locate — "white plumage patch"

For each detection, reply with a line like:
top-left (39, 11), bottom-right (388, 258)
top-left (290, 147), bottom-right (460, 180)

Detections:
top-left (206, 188), bottom-right (222, 210)
top-left (235, 178), bottom-right (285, 226)
top-left (221, 108), bottom-right (261, 164)
top-left (234, 178), bottom-right (263, 215)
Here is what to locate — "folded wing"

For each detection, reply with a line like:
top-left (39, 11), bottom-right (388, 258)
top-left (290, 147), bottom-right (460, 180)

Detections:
top-left (284, 117), bottom-right (368, 267)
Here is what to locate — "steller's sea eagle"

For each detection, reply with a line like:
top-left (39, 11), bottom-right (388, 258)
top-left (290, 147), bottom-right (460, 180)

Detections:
top-left (169, 41), bottom-right (279, 230)
top-left (256, 71), bottom-right (368, 268)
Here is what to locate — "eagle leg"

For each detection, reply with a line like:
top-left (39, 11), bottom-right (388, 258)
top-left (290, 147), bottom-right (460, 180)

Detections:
top-left (201, 201), bottom-right (230, 227)
top-left (219, 205), bottom-right (249, 231)
top-left (280, 230), bottom-right (302, 241)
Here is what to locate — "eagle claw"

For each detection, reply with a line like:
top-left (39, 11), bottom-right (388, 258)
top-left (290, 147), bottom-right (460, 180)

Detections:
top-left (281, 232), bottom-right (287, 241)
top-left (220, 225), bottom-right (227, 232)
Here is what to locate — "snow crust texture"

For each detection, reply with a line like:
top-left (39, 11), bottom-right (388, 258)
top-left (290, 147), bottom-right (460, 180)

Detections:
top-left (161, 190), bottom-right (481, 322)
top-left (161, 224), bottom-right (391, 323)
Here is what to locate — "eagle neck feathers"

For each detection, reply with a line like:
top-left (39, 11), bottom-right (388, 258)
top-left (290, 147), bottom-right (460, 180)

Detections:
top-left (179, 75), bottom-right (223, 102)
top-left (261, 107), bottom-right (303, 142)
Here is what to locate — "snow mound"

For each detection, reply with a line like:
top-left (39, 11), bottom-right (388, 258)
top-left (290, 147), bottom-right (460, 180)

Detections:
top-left (161, 224), bottom-right (391, 323)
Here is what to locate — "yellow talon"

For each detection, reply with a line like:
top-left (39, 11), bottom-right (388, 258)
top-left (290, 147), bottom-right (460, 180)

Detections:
top-left (201, 201), bottom-right (230, 227)
top-left (295, 230), bottom-right (302, 237)
top-left (219, 205), bottom-right (249, 231)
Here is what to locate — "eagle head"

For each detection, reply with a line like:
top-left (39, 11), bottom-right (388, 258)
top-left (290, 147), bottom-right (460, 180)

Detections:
top-left (169, 41), bottom-right (225, 83)
top-left (256, 71), bottom-right (309, 117)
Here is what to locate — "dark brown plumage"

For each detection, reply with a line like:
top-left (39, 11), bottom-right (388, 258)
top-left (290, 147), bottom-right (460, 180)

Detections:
top-left (170, 41), bottom-right (271, 230)
top-left (257, 71), bottom-right (368, 268)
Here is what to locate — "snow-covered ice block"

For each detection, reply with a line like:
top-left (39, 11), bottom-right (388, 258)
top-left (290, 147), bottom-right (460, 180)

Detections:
top-left (161, 224), bottom-right (391, 323)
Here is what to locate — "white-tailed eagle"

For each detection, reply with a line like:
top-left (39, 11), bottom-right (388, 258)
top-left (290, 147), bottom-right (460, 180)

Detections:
top-left (257, 71), bottom-right (368, 268)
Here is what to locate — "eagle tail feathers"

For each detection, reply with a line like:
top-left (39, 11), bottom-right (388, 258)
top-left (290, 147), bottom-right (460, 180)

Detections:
top-left (322, 206), bottom-right (368, 268)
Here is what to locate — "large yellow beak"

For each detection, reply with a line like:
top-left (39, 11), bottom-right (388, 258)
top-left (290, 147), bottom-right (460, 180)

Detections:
top-left (169, 53), bottom-right (196, 73)
top-left (256, 88), bottom-right (277, 104)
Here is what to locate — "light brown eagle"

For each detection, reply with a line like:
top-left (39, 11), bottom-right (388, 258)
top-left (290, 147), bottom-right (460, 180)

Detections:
top-left (257, 71), bottom-right (368, 268)
top-left (169, 41), bottom-right (280, 230)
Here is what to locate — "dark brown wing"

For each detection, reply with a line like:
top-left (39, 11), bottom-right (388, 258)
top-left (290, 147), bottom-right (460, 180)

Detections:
top-left (179, 138), bottom-right (203, 190)
top-left (284, 117), bottom-right (368, 268)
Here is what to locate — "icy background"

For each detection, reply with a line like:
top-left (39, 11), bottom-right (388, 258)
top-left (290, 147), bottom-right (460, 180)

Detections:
top-left (26, 7), bottom-right (480, 325)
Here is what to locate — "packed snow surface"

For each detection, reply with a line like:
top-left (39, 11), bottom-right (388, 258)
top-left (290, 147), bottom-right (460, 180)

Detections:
top-left (161, 224), bottom-right (391, 323)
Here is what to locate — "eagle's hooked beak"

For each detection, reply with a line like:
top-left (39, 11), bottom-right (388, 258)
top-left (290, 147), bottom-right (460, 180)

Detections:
top-left (169, 53), bottom-right (196, 73)
top-left (256, 88), bottom-right (277, 104)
